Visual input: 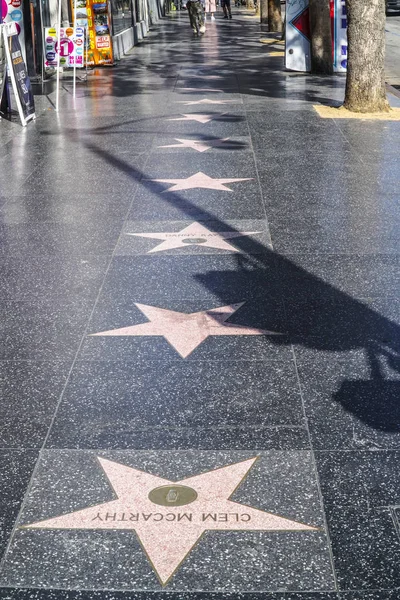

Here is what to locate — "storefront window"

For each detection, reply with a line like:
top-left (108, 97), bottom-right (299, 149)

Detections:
top-left (110, 0), bottom-right (133, 34)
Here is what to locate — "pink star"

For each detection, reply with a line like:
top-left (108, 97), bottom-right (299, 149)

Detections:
top-left (157, 137), bottom-right (232, 153)
top-left (148, 171), bottom-right (252, 192)
top-left (178, 98), bottom-right (239, 106)
top-left (181, 74), bottom-right (224, 79)
top-left (168, 113), bottom-right (226, 124)
top-left (90, 302), bottom-right (281, 358)
top-left (179, 87), bottom-right (224, 92)
top-left (126, 221), bottom-right (261, 253)
top-left (24, 457), bottom-right (318, 585)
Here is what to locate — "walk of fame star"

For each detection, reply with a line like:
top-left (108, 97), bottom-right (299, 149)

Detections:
top-left (24, 457), bottom-right (318, 585)
top-left (168, 113), bottom-right (226, 124)
top-left (158, 138), bottom-right (232, 153)
top-left (180, 74), bottom-right (224, 79)
top-left (90, 302), bottom-right (281, 357)
top-left (148, 171), bottom-right (252, 192)
top-left (179, 87), bottom-right (224, 92)
top-left (126, 222), bottom-right (261, 253)
top-left (178, 98), bottom-right (238, 106)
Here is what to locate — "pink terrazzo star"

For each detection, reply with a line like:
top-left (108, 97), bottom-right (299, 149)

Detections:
top-left (168, 113), bottom-right (226, 124)
top-left (148, 171), bottom-right (252, 192)
top-left (158, 137), bottom-right (232, 152)
top-left (90, 302), bottom-right (281, 357)
top-left (126, 221), bottom-right (261, 253)
top-left (178, 98), bottom-right (238, 106)
top-left (179, 87), bottom-right (224, 92)
top-left (24, 457), bottom-right (318, 585)
top-left (180, 74), bottom-right (224, 79)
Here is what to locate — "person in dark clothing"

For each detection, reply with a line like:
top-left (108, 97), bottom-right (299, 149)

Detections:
top-left (187, 0), bottom-right (206, 33)
top-left (221, 0), bottom-right (232, 18)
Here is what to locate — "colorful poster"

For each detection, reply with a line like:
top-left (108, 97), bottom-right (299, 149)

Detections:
top-left (2, 21), bottom-right (35, 125)
top-left (286, 0), bottom-right (347, 73)
top-left (331, 0), bottom-right (347, 73)
top-left (44, 26), bottom-right (85, 69)
top-left (74, 25), bottom-right (85, 65)
top-left (73, 0), bottom-right (113, 66)
top-left (1, 0), bottom-right (26, 64)
top-left (285, 0), bottom-right (311, 72)
top-left (0, 21), bottom-right (7, 111)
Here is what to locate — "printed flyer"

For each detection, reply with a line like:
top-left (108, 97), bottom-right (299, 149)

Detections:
top-left (74, 0), bottom-right (113, 66)
top-left (1, 22), bottom-right (35, 125)
top-left (44, 26), bottom-right (85, 69)
top-left (1, 0), bottom-right (26, 64)
top-left (330, 0), bottom-right (347, 73)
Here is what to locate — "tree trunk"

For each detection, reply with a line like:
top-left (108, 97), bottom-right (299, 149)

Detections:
top-left (309, 0), bottom-right (333, 74)
top-left (267, 0), bottom-right (282, 32)
top-left (344, 0), bottom-right (389, 112)
top-left (260, 0), bottom-right (268, 24)
top-left (281, 5), bottom-right (286, 41)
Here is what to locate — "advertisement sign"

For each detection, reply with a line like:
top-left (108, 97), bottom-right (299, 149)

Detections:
top-left (0, 21), bottom-right (7, 112)
top-left (285, 0), bottom-right (311, 72)
top-left (331, 0), bottom-right (347, 73)
top-left (1, 22), bottom-right (35, 126)
top-left (44, 26), bottom-right (85, 69)
top-left (286, 0), bottom-right (347, 73)
top-left (0, 0), bottom-right (26, 64)
top-left (74, 0), bottom-right (113, 66)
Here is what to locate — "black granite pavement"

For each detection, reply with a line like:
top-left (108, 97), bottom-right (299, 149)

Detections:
top-left (0, 9), bottom-right (400, 600)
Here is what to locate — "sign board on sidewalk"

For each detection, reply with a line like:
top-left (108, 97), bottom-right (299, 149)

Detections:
top-left (286, 0), bottom-right (347, 73)
top-left (44, 26), bottom-right (85, 69)
top-left (331, 0), bottom-right (347, 73)
top-left (1, 0), bottom-right (27, 65)
top-left (285, 0), bottom-right (311, 72)
top-left (1, 22), bottom-right (35, 125)
top-left (73, 0), bottom-right (113, 66)
top-left (0, 19), bottom-right (7, 110)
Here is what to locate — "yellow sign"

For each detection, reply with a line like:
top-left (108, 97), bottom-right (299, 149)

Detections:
top-left (72, 0), bottom-right (113, 66)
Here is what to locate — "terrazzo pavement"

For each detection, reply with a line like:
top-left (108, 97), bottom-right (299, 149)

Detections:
top-left (0, 8), bottom-right (400, 600)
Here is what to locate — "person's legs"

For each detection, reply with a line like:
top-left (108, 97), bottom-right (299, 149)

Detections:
top-left (190, 1), bottom-right (205, 33)
top-left (210, 0), bottom-right (216, 18)
top-left (221, 0), bottom-right (228, 17)
top-left (187, 0), bottom-right (204, 33)
top-left (197, 2), bottom-right (206, 31)
top-left (187, 1), bottom-right (197, 31)
top-left (226, 0), bottom-right (231, 18)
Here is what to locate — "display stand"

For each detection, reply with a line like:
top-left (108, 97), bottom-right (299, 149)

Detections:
top-left (55, 0), bottom-right (62, 110)
top-left (285, 0), bottom-right (311, 72)
top-left (39, 0), bottom-right (46, 82)
top-left (44, 19), bottom-right (87, 110)
top-left (0, 22), bottom-right (7, 114)
top-left (331, 0), bottom-right (347, 73)
top-left (73, 0), bottom-right (76, 98)
top-left (1, 22), bottom-right (35, 126)
top-left (285, 0), bottom-right (347, 73)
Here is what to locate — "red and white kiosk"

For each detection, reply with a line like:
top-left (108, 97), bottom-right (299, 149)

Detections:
top-left (285, 0), bottom-right (348, 73)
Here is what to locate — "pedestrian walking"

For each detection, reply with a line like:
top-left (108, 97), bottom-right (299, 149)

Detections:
top-left (187, 0), bottom-right (206, 33)
top-left (204, 0), bottom-right (216, 20)
top-left (221, 0), bottom-right (232, 18)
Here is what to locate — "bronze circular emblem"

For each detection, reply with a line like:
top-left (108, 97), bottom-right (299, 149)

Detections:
top-left (182, 237), bottom-right (207, 244)
top-left (148, 485), bottom-right (198, 507)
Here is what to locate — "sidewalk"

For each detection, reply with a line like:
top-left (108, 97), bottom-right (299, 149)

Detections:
top-left (0, 10), bottom-right (400, 599)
